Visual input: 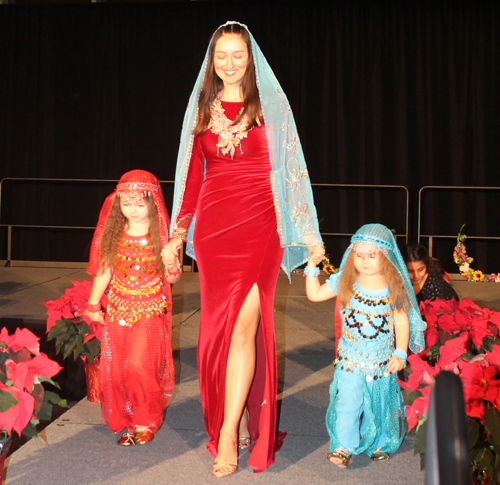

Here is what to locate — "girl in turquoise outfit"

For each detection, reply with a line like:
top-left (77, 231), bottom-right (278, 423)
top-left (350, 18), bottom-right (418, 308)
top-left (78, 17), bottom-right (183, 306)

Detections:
top-left (305, 224), bottom-right (425, 467)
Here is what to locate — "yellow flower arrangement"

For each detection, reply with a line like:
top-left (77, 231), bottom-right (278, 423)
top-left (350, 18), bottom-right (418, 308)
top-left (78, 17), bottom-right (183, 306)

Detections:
top-left (454, 225), bottom-right (499, 282)
top-left (321, 255), bottom-right (338, 276)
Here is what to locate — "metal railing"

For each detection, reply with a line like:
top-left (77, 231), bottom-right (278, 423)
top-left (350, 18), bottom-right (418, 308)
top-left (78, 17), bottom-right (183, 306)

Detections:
top-left (311, 183), bottom-right (409, 242)
top-left (418, 185), bottom-right (500, 257)
top-left (0, 177), bottom-right (409, 267)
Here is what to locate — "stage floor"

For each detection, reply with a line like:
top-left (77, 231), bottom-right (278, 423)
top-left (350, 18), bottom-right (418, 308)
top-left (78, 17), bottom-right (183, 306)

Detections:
top-left (2, 266), bottom-right (499, 484)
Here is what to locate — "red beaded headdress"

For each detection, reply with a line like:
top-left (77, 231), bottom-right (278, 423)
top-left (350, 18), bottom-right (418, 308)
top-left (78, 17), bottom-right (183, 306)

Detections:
top-left (87, 170), bottom-right (170, 276)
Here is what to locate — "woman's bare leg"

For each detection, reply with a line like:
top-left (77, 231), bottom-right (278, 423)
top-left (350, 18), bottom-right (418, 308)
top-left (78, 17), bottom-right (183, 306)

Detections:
top-left (214, 283), bottom-right (260, 467)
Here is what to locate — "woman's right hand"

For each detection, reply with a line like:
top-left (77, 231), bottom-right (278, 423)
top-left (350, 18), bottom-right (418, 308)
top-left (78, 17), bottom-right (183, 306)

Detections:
top-left (162, 238), bottom-right (183, 271)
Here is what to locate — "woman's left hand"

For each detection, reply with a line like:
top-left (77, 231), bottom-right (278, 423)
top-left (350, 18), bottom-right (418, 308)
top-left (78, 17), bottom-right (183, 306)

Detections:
top-left (307, 243), bottom-right (325, 257)
top-left (387, 356), bottom-right (405, 373)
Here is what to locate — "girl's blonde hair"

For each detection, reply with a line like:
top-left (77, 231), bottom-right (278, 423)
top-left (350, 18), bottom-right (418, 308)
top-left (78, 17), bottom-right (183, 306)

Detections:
top-left (337, 251), bottom-right (410, 311)
top-left (99, 197), bottom-right (164, 274)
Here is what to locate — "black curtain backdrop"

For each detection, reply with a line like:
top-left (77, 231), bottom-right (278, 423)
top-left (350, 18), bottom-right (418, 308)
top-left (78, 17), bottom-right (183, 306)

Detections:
top-left (0, 0), bottom-right (499, 271)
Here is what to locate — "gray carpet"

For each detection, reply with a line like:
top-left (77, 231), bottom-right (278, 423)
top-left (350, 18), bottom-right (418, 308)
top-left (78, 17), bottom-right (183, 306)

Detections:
top-left (3, 267), bottom-right (495, 484)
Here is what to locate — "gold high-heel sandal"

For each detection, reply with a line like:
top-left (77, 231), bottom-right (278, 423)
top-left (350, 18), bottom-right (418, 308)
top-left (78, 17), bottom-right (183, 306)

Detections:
top-left (238, 408), bottom-right (251, 450)
top-left (212, 463), bottom-right (238, 478)
top-left (238, 436), bottom-right (251, 450)
top-left (327, 448), bottom-right (351, 468)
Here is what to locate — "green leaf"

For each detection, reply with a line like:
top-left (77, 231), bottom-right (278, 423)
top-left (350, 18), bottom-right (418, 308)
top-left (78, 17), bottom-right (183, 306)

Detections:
top-left (0, 370), bottom-right (8, 385)
top-left (45, 390), bottom-right (68, 408)
top-left (72, 339), bottom-right (85, 361)
top-left (47, 320), bottom-right (72, 340)
top-left (485, 408), bottom-right (500, 456)
top-left (402, 389), bottom-right (424, 407)
top-left (78, 321), bottom-right (91, 336)
top-left (0, 389), bottom-right (19, 412)
top-left (471, 445), bottom-right (487, 463)
top-left (37, 377), bottom-right (61, 389)
top-left (21, 421), bottom-right (38, 439)
top-left (420, 452), bottom-right (426, 471)
top-left (484, 338), bottom-right (494, 353)
top-left (36, 401), bottom-right (53, 421)
top-left (461, 352), bottom-right (474, 362)
top-left (414, 421), bottom-right (427, 455)
top-left (480, 448), bottom-right (494, 478)
top-left (467, 418), bottom-right (480, 451)
top-left (83, 338), bottom-right (101, 363)
top-left (62, 338), bottom-right (77, 360)
top-left (55, 334), bottom-right (71, 354)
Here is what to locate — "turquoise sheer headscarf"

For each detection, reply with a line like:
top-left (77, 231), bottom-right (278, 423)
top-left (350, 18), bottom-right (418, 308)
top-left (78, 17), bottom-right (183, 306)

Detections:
top-left (170, 21), bottom-right (322, 279)
top-left (339, 224), bottom-right (426, 354)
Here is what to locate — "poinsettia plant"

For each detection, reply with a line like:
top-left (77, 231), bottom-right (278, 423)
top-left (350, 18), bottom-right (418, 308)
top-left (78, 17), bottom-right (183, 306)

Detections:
top-left (0, 327), bottom-right (67, 451)
top-left (43, 280), bottom-right (106, 364)
top-left (399, 298), bottom-right (500, 484)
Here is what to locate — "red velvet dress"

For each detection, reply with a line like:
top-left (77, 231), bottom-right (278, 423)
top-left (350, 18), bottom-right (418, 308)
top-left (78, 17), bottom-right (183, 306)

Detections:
top-left (100, 233), bottom-right (174, 434)
top-left (176, 101), bottom-right (285, 472)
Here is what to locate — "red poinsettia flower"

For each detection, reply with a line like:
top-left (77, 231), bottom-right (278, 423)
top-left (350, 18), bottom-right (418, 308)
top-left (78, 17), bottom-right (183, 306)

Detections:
top-left (6, 353), bottom-right (62, 393)
top-left (0, 382), bottom-right (35, 436)
top-left (403, 354), bottom-right (440, 392)
top-left (418, 313), bottom-right (439, 356)
top-left (43, 279), bottom-right (107, 334)
top-left (405, 385), bottom-right (431, 431)
top-left (437, 332), bottom-right (469, 372)
top-left (82, 320), bottom-right (104, 344)
top-left (420, 298), bottom-right (454, 316)
top-left (459, 360), bottom-right (500, 421)
top-left (0, 327), bottom-right (40, 354)
top-left (485, 344), bottom-right (500, 367)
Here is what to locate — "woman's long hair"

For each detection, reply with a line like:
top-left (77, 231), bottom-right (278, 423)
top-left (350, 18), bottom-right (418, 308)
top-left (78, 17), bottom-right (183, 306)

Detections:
top-left (194, 23), bottom-right (262, 135)
top-left (99, 197), bottom-right (164, 274)
top-left (337, 252), bottom-right (410, 311)
top-left (404, 243), bottom-right (443, 277)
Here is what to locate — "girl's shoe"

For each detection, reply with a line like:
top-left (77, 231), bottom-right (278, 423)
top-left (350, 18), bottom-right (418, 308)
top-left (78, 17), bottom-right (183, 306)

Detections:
top-left (117, 430), bottom-right (135, 446)
top-left (212, 463), bottom-right (238, 478)
top-left (327, 448), bottom-right (351, 468)
top-left (134, 426), bottom-right (154, 445)
top-left (371, 450), bottom-right (390, 461)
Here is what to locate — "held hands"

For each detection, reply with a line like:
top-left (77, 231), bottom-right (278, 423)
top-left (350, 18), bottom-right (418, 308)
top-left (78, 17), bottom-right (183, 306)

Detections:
top-left (307, 246), bottom-right (325, 268)
top-left (162, 239), bottom-right (183, 283)
top-left (85, 310), bottom-right (105, 325)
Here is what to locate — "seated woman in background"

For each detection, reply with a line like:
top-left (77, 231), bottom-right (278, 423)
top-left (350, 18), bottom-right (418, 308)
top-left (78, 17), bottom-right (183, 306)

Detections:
top-left (404, 243), bottom-right (459, 303)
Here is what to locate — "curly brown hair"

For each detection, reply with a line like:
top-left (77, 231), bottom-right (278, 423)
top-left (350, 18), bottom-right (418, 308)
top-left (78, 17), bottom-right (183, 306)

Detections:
top-left (99, 197), bottom-right (164, 274)
top-left (194, 23), bottom-right (262, 135)
top-left (337, 251), bottom-right (410, 311)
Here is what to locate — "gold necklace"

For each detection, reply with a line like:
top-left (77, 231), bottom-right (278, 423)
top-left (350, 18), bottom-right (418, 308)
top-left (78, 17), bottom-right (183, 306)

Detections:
top-left (208, 95), bottom-right (257, 159)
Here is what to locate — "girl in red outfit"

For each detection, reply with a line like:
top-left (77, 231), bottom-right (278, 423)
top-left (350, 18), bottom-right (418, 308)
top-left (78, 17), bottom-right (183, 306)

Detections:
top-left (86, 169), bottom-right (180, 446)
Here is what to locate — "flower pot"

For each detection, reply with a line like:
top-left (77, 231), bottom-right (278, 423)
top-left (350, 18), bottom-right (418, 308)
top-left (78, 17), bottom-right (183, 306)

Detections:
top-left (82, 355), bottom-right (101, 403)
top-left (0, 440), bottom-right (11, 485)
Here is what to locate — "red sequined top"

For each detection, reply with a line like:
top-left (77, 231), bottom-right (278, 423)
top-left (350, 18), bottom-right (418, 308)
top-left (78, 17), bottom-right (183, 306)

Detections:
top-left (106, 233), bottom-right (167, 326)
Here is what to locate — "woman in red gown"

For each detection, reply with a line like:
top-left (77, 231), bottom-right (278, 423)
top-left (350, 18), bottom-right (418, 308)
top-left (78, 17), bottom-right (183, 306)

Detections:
top-left (164, 22), bottom-right (323, 476)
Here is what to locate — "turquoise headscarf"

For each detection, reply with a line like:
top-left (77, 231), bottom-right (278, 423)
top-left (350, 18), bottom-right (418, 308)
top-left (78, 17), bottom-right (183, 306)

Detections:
top-left (339, 223), bottom-right (426, 354)
top-left (170, 21), bottom-right (322, 279)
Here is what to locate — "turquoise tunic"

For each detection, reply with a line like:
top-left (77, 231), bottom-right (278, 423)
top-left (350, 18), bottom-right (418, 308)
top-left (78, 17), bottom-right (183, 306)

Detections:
top-left (325, 273), bottom-right (405, 456)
